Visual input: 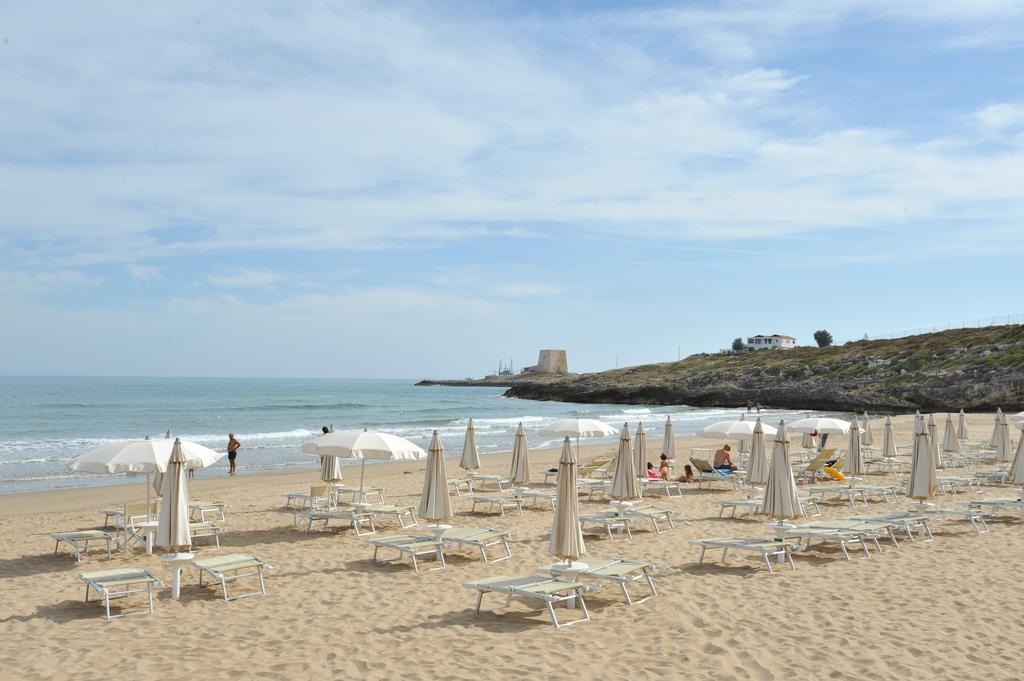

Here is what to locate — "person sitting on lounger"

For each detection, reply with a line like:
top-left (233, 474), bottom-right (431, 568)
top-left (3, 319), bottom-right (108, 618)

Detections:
top-left (675, 464), bottom-right (695, 483)
top-left (713, 445), bottom-right (737, 473)
top-left (645, 462), bottom-right (660, 479)
top-left (658, 454), bottom-right (670, 480)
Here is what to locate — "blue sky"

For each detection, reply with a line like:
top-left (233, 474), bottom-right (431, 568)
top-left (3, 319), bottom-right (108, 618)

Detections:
top-left (2, 1), bottom-right (1023, 378)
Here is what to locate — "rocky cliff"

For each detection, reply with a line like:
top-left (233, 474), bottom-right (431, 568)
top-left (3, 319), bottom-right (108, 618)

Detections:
top-left (504, 325), bottom-right (1024, 413)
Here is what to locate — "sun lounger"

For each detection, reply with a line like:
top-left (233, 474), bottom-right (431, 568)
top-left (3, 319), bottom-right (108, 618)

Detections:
top-left (80, 568), bottom-right (163, 620)
top-left (579, 513), bottom-right (634, 541)
top-left (689, 537), bottom-right (796, 574)
top-left (578, 478), bottom-right (609, 500)
top-left (800, 519), bottom-right (899, 551)
top-left (922, 507), bottom-right (992, 534)
top-left (974, 470), bottom-right (1011, 486)
top-left (301, 508), bottom-right (377, 535)
top-left (283, 484), bottom-right (332, 511)
top-left (780, 526), bottom-right (877, 560)
top-left (448, 478), bottom-right (474, 496)
top-left (514, 489), bottom-right (557, 510)
top-left (851, 511), bottom-right (936, 541)
top-left (188, 522), bottom-right (224, 549)
top-left (441, 527), bottom-right (514, 562)
top-left (331, 484), bottom-right (386, 505)
top-left (967, 497), bottom-right (1024, 519)
top-left (807, 485), bottom-right (871, 508)
top-left (578, 558), bottom-right (658, 605)
top-left (937, 476), bottom-right (983, 496)
top-left (368, 535), bottom-right (446, 572)
top-left (690, 458), bottom-right (741, 489)
top-left (578, 458), bottom-right (612, 479)
top-left (189, 500), bottom-right (227, 522)
top-left (464, 575), bottom-right (591, 628)
top-left (193, 553), bottom-right (271, 601)
top-left (622, 506), bottom-right (675, 533)
top-left (717, 498), bottom-right (763, 518)
top-left (638, 477), bottom-right (684, 498)
top-left (543, 468), bottom-right (559, 484)
top-left (368, 504), bottom-right (418, 528)
top-left (466, 474), bottom-right (511, 492)
top-left (468, 494), bottom-right (523, 516)
top-left (52, 530), bottom-right (115, 562)
top-left (796, 449), bottom-right (837, 482)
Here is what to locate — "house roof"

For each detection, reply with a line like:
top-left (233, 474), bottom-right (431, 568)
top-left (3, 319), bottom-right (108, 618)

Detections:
top-left (749, 334), bottom-right (796, 340)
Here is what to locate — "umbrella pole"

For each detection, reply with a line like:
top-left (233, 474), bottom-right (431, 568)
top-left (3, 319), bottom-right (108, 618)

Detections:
top-left (146, 472), bottom-right (152, 521)
top-left (359, 459), bottom-right (366, 501)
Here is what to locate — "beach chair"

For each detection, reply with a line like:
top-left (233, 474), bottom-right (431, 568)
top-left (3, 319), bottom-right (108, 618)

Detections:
top-left (966, 497), bottom-right (1024, 519)
top-left (367, 535), bottom-right (447, 572)
top-left (578, 558), bottom-right (658, 605)
top-left (368, 504), bottom-right (418, 528)
top-left (578, 479), bottom-right (609, 500)
top-left (283, 484), bottom-right (332, 511)
top-left (578, 458), bottom-right (611, 479)
top-left (188, 522), bottom-right (224, 549)
top-left (80, 568), bottom-right (163, 620)
top-left (717, 498), bottom-right (763, 518)
top-left (796, 449), bottom-right (836, 482)
top-left (580, 513), bottom-right (634, 541)
top-left (301, 508), bottom-right (377, 535)
top-left (442, 527), bottom-right (514, 562)
top-left (780, 526), bottom-right (876, 560)
top-left (623, 506), bottom-right (676, 533)
top-left (189, 500), bottom-right (227, 522)
top-left (851, 511), bottom-right (936, 542)
top-left (807, 485), bottom-right (870, 508)
top-left (543, 468), bottom-right (559, 484)
top-left (801, 519), bottom-right (900, 551)
top-left (690, 458), bottom-right (740, 489)
top-left (513, 488), bottom-right (557, 510)
top-left (689, 538), bottom-right (796, 574)
top-left (448, 478), bottom-right (474, 496)
top-left (52, 530), bottom-right (115, 562)
top-left (193, 553), bottom-right (271, 601)
top-left (117, 501), bottom-right (160, 550)
top-left (464, 575), bottom-right (592, 628)
top-left (467, 494), bottom-right (523, 516)
top-left (465, 474), bottom-right (511, 492)
top-left (638, 477), bottom-right (684, 498)
top-left (923, 507), bottom-right (991, 534)
top-left (937, 476), bottom-right (983, 496)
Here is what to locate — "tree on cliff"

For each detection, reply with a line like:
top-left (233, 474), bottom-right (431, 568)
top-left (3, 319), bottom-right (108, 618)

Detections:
top-left (813, 329), bottom-right (833, 347)
top-left (731, 337), bottom-right (745, 352)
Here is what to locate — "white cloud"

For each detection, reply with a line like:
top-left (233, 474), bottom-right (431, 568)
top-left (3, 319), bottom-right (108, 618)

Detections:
top-left (126, 264), bottom-right (161, 282)
top-left (209, 270), bottom-right (284, 289)
top-left (974, 103), bottom-right (1024, 131)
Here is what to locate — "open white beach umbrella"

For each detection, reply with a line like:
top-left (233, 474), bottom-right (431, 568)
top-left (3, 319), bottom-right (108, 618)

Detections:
top-left (1009, 425), bottom-right (1024, 485)
top-left (907, 417), bottom-right (937, 500)
top-left (633, 422), bottom-right (648, 479)
top-left (542, 418), bottom-right (618, 456)
top-left (881, 416), bottom-right (897, 458)
top-left (697, 419), bottom-right (778, 440)
top-left (610, 423), bottom-right (639, 500)
top-left (155, 439), bottom-right (191, 553)
top-left (746, 417), bottom-right (770, 486)
top-left (314, 429), bottom-right (427, 495)
top-left (788, 417), bottom-right (851, 435)
top-left (549, 438), bottom-right (585, 563)
top-left (761, 421), bottom-right (802, 520)
top-left (927, 414), bottom-right (942, 470)
top-left (861, 412), bottom-right (874, 446)
top-left (510, 422), bottom-right (531, 484)
top-left (419, 431), bottom-right (452, 523)
top-left (994, 412), bottom-right (1013, 463)
top-left (1015, 411), bottom-right (1024, 424)
top-left (459, 418), bottom-right (481, 472)
top-left (844, 418), bottom-right (863, 476)
top-left (958, 409), bottom-right (969, 440)
top-left (662, 416), bottom-right (676, 461)
top-left (943, 414), bottom-right (961, 455)
top-left (990, 408), bottom-right (1003, 447)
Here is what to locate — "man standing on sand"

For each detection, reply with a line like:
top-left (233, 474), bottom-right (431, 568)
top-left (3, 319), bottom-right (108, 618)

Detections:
top-left (227, 433), bottom-right (241, 476)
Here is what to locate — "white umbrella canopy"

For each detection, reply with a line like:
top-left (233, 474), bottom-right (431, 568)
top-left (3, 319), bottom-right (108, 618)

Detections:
top-left (787, 417), bottom-right (851, 435)
top-left (861, 412), bottom-right (874, 446)
top-left (697, 420), bottom-right (778, 440)
top-left (746, 417), bottom-right (770, 485)
top-left (994, 412), bottom-right (1013, 463)
top-left (942, 414), bottom-right (961, 454)
top-left (907, 417), bottom-right (937, 500)
top-left (313, 429), bottom-right (427, 495)
top-left (1009, 426), bottom-right (1024, 485)
top-left (633, 422), bottom-right (648, 479)
top-left (1015, 411), bottom-right (1024, 423)
top-left (549, 438), bottom-right (585, 563)
top-left (610, 424), bottom-right (639, 500)
top-left (459, 418), bottom-right (481, 472)
top-left (419, 431), bottom-right (452, 523)
top-left (881, 416), bottom-right (897, 458)
top-left (761, 421), bottom-right (803, 520)
top-left (927, 414), bottom-right (942, 470)
top-left (957, 409), bottom-right (969, 440)
top-left (155, 439), bottom-right (191, 552)
top-left (844, 418), bottom-right (863, 476)
top-left (510, 422), bottom-right (531, 485)
top-left (542, 418), bottom-right (618, 457)
top-left (662, 416), bottom-right (676, 461)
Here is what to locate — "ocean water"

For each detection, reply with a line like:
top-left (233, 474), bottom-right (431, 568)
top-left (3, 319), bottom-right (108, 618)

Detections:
top-left (0, 376), bottom-right (826, 493)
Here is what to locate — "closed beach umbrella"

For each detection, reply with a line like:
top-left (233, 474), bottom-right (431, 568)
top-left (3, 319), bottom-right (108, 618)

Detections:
top-left (314, 429), bottom-right (427, 496)
top-left (861, 412), bottom-right (874, 446)
top-left (800, 431), bottom-right (817, 450)
top-left (510, 422), bottom-right (531, 484)
top-left (990, 408), bottom-right (1003, 447)
top-left (549, 437), bottom-right (585, 563)
top-left (633, 422), bottom-right (648, 479)
top-left (907, 417), bottom-right (937, 500)
top-left (881, 416), bottom-right (897, 458)
top-left (995, 412), bottom-right (1013, 463)
top-left (746, 417), bottom-right (770, 485)
top-left (419, 431), bottom-right (452, 523)
top-left (155, 439), bottom-right (191, 552)
top-left (958, 409), bottom-right (969, 440)
top-left (610, 424), bottom-right (638, 500)
top-left (320, 455), bottom-right (343, 483)
top-left (761, 421), bottom-right (802, 519)
top-left (927, 414), bottom-right (942, 469)
top-left (844, 418), bottom-right (863, 476)
top-left (943, 414), bottom-right (961, 455)
top-left (662, 416), bottom-right (676, 461)
top-left (459, 418), bottom-right (481, 472)
top-left (542, 418), bottom-right (618, 457)
top-left (1009, 425), bottom-right (1024, 485)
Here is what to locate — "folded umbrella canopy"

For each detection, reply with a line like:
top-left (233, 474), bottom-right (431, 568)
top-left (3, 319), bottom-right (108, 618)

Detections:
top-left (662, 416), bottom-right (676, 462)
top-left (609, 424), bottom-right (638, 501)
top-left (958, 409), bottom-right (969, 440)
top-left (549, 438), bottom-right (585, 563)
top-left (942, 414), bottom-right (960, 456)
top-left (746, 417), bottom-right (770, 485)
top-left (633, 422), bottom-right (648, 479)
top-left (881, 416), bottom-right (897, 458)
top-left (761, 421), bottom-right (802, 521)
top-left (843, 418), bottom-right (863, 476)
top-left (927, 414), bottom-right (942, 470)
top-left (994, 412), bottom-right (1013, 463)
top-left (510, 423), bottom-right (531, 485)
top-left (1009, 424), bottom-right (1024, 486)
top-left (990, 408), bottom-right (1003, 448)
top-left (907, 417), bottom-right (937, 501)
top-left (861, 412), bottom-right (874, 446)
top-left (419, 431), bottom-right (452, 524)
top-left (459, 418), bottom-right (481, 473)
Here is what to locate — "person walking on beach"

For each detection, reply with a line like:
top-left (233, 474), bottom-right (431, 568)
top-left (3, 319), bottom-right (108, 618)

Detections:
top-left (227, 433), bottom-right (241, 476)
top-left (746, 400), bottom-right (753, 412)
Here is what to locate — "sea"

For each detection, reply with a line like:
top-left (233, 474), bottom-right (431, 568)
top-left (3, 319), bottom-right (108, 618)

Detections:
top-left (0, 376), bottom-right (828, 494)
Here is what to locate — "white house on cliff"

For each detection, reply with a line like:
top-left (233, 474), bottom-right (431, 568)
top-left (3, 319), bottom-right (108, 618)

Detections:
top-left (746, 334), bottom-right (796, 350)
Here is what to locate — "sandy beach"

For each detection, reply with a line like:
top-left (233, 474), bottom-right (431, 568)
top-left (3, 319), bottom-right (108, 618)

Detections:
top-left (2, 412), bottom-right (1022, 681)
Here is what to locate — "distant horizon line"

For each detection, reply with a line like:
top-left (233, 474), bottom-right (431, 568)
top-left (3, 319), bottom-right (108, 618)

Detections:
top-left (0, 374), bottom-right (429, 382)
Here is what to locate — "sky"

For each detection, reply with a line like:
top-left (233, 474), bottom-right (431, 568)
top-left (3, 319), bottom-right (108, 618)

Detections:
top-left (1, 1), bottom-right (1023, 379)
